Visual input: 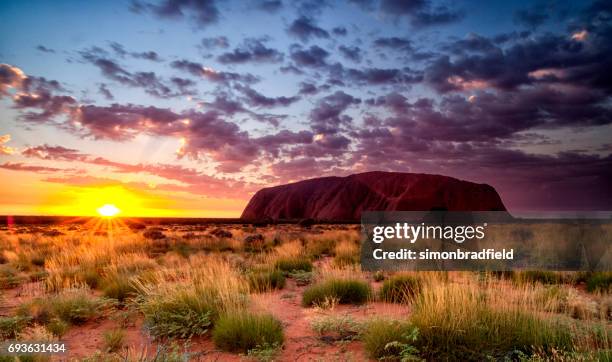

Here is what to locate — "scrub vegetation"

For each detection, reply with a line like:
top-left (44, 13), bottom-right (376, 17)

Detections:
top-left (0, 222), bottom-right (609, 360)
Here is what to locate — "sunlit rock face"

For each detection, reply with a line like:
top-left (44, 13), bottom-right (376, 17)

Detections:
top-left (241, 171), bottom-right (506, 222)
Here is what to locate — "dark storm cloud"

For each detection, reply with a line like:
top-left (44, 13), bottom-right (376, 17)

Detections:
top-left (513, 5), bottom-right (550, 29)
top-left (217, 38), bottom-right (284, 64)
top-left (109, 42), bottom-right (162, 61)
top-left (425, 24), bottom-right (612, 94)
top-left (131, 0), bottom-right (220, 28)
top-left (287, 16), bottom-right (330, 42)
top-left (235, 85), bottom-right (300, 108)
top-left (80, 49), bottom-right (179, 97)
top-left (298, 81), bottom-right (329, 95)
top-left (170, 59), bottom-right (259, 84)
top-left (98, 83), bottom-right (114, 100)
top-left (36, 45), bottom-right (55, 53)
top-left (373, 37), bottom-right (413, 51)
top-left (338, 45), bottom-right (362, 63)
top-left (332, 27), bottom-right (347, 36)
top-left (253, 0), bottom-right (283, 13)
top-left (170, 77), bottom-right (196, 95)
top-left (344, 66), bottom-right (422, 85)
top-left (309, 91), bottom-right (361, 134)
top-left (379, 0), bottom-right (464, 27)
top-left (201, 36), bottom-right (230, 49)
top-left (289, 45), bottom-right (330, 68)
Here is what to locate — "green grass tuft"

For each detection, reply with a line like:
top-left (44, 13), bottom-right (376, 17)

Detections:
top-left (362, 319), bottom-right (419, 360)
top-left (302, 278), bottom-right (371, 307)
top-left (248, 270), bottom-right (286, 292)
top-left (274, 256), bottom-right (312, 273)
top-left (212, 311), bottom-right (284, 353)
top-left (379, 274), bottom-right (422, 304)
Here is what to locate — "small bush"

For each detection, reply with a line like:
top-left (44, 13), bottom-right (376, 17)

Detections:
top-left (49, 291), bottom-right (108, 325)
top-left (306, 238), bottom-right (336, 259)
top-left (515, 271), bottom-right (562, 285)
top-left (46, 318), bottom-right (69, 337)
top-left (586, 272), bottom-right (612, 293)
top-left (275, 256), bottom-right (312, 273)
top-left (212, 311), bottom-right (284, 353)
top-left (288, 270), bottom-right (313, 286)
top-left (138, 287), bottom-right (216, 339)
top-left (311, 315), bottom-right (362, 341)
top-left (373, 271), bottom-right (385, 282)
top-left (0, 265), bottom-right (25, 289)
top-left (0, 316), bottom-right (30, 340)
top-left (362, 319), bottom-right (419, 360)
top-left (103, 329), bottom-right (125, 352)
top-left (248, 270), bottom-right (286, 292)
top-left (102, 274), bottom-right (137, 303)
top-left (380, 274), bottom-right (422, 304)
top-left (302, 278), bottom-right (371, 307)
top-left (17, 290), bottom-right (107, 327)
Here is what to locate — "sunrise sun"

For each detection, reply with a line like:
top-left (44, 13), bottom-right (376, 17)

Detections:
top-left (97, 204), bottom-right (120, 217)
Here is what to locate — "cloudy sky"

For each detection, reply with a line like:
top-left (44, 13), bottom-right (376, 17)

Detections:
top-left (0, 0), bottom-right (610, 217)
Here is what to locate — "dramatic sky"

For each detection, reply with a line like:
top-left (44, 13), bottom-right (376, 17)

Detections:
top-left (0, 0), bottom-right (611, 217)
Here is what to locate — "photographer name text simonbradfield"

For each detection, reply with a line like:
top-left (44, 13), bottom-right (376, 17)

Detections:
top-left (370, 222), bottom-right (513, 261)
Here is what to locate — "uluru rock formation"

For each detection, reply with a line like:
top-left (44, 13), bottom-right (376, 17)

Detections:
top-left (241, 171), bottom-right (506, 221)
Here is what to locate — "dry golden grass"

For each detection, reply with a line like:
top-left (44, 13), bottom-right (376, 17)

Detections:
top-left (0, 223), bottom-right (609, 361)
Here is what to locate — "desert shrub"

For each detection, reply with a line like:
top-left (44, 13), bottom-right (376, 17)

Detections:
top-left (46, 318), bottom-right (69, 337)
top-left (246, 342), bottom-right (282, 362)
top-left (143, 229), bottom-right (165, 240)
top-left (103, 329), bottom-right (125, 352)
top-left (101, 273), bottom-right (137, 303)
top-left (380, 274), bottom-right (422, 304)
top-left (515, 271), bottom-right (562, 285)
top-left (586, 272), bottom-right (612, 293)
top-left (302, 278), bottom-right (371, 307)
top-left (30, 254), bottom-right (46, 267)
top-left (136, 259), bottom-right (247, 339)
top-left (305, 238), bottom-right (336, 258)
top-left (410, 283), bottom-right (576, 360)
top-left (212, 311), bottom-right (284, 353)
top-left (0, 316), bottom-right (30, 340)
top-left (48, 290), bottom-right (108, 325)
top-left (288, 270), bottom-right (313, 286)
top-left (18, 290), bottom-right (107, 327)
top-left (373, 270), bottom-right (385, 282)
top-left (275, 256), bottom-right (312, 273)
top-left (0, 265), bottom-right (25, 289)
top-left (311, 315), bottom-right (362, 341)
top-left (138, 287), bottom-right (214, 338)
top-left (362, 319), bottom-right (419, 360)
top-left (248, 270), bottom-right (286, 292)
top-left (333, 240), bottom-right (359, 267)
top-left (244, 234), bottom-right (267, 252)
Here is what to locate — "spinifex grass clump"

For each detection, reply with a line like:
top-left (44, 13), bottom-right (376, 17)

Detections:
top-left (586, 272), bottom-right (612, 293)
top-left (135, 258), bottom-right (248, 339)
top-left (302, 278), bottom-right (371, 306)
top-left (212, 311), bottom-right (284, 353)
top-left (17, 289), bottom-right (109, 328)
top-left (514, 270), bottom-right (563, 285)
top-left (362, 319), bottom-right (419, 360)
top-left (379, 274), bottom-right (422, 304)
top-left (248, 269), bottom-right (286, 292)
top-left (0, 316), bottom-right (30, 340)
top-left (333, 240), bottom-right (360, 267)
top-left (410, 282), bottom-right (577, 359)
top-left (274, 256), bottom-right (313, 273)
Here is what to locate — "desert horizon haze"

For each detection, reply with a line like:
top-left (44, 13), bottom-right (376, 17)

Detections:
top-left (1, 0), bottom-right (611, 218)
